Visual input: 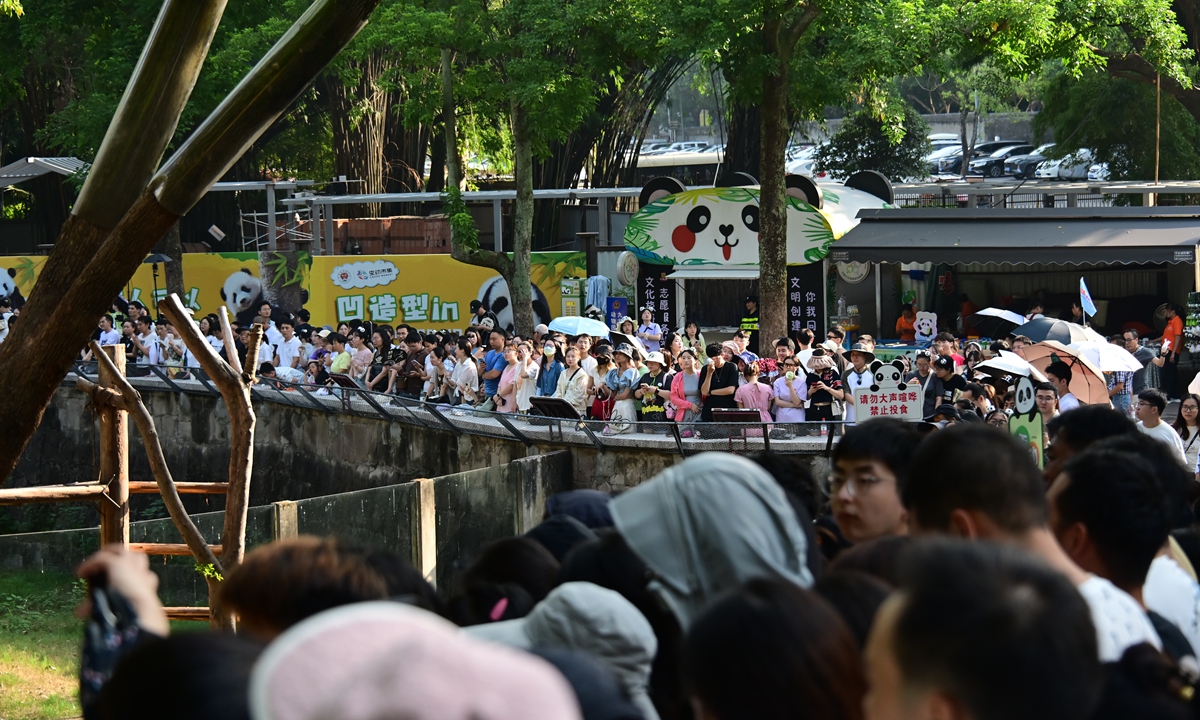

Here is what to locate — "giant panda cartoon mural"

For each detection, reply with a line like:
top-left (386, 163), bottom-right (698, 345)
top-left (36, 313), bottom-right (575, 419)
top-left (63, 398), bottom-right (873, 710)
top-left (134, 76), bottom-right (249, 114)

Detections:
top-left (623, 171), bottom-right (896, 267)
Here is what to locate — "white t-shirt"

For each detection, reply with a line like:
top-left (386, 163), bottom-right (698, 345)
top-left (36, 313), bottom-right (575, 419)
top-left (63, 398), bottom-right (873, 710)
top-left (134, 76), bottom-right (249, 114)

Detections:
top-left (98, 329), bottom-right (121, 345)
top-left (0, 311), bottom-right (12, 343)
top-left (264, 320), bottom-right (283, 347)
top-left (1145, 555), bottom-right (1200, 658)
top-left (580, 355), bottom-right (598, 377)
top-left (275, 365), bottom-right (305, 383)
top-left (1059, 393), bottom-right (1080, 412)
top-left (275, 336), bottom-right (302, 369)
top-left (1137, 420), bottom-right (1188, 465)
top-left (843, 367), bottom-right (872, 424)
top-left (258, 341), bottom-right (274, 364)
top-left (1077, 575), bottom-right (1163, 661)
top-left (450, 356), bottom-right (479, 399)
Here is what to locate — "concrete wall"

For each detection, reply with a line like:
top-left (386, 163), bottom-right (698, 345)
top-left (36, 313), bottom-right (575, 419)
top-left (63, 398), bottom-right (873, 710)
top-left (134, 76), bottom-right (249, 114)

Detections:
top-left (0, 451), bottom-right (573, 608)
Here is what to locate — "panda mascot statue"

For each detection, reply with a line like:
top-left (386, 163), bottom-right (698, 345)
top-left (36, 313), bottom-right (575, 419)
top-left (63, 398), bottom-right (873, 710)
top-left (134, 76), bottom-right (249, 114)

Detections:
top-left (0, 268), bottom-right (26, 310)
top-left (220, 268), bottom-right (266, 327)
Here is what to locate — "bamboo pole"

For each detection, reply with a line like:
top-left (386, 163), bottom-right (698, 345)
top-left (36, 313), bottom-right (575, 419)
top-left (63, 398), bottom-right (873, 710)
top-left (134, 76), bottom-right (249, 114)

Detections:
top-left (0, 485), bottom-right (108, 505)
top-left (96, 345), bottom-right (129, 548)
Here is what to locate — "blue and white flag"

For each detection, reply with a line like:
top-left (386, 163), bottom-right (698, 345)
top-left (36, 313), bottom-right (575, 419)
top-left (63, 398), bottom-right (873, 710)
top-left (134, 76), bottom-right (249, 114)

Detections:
top-left (1079, 278), bottom-right (1097, 317)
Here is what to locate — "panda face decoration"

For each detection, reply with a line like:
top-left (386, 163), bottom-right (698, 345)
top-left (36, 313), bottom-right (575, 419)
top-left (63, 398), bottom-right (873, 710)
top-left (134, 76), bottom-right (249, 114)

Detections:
top-left (1013, 376), bottom-right (1036, 417)
top-left (626, 187), bottom-right (833, 267)
top-left (869, 359), bottom-right (909, 393)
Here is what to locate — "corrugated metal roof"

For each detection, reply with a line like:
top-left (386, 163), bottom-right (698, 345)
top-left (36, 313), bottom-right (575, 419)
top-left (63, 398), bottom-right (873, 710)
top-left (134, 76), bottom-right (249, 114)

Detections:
top-left (0, 157), bottom-right (88, 188)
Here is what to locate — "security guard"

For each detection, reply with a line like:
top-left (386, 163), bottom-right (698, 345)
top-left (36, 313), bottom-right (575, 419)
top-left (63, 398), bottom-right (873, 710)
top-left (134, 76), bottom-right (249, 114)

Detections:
top-left (740, 295), bottom-right (760, 355)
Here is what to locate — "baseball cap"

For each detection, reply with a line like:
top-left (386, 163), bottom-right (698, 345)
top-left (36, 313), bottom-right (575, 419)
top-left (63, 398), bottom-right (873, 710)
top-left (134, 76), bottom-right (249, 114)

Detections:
top-left (923, 403), bottom-right (961, 422)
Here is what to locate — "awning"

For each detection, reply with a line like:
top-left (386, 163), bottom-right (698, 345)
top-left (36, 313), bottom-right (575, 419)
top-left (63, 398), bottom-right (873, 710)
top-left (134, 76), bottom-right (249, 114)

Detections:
top-left (667, 266), bottom-right (761, 279)
top-left (0, 157), bottom-right (88, 188)
top-left (831, 208), bottom-right (1200, 266)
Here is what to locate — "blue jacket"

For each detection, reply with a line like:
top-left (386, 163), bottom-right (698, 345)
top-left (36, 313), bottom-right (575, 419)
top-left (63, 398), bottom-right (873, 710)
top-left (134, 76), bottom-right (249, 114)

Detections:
top-left (538, 360), bottom-right (564, 396)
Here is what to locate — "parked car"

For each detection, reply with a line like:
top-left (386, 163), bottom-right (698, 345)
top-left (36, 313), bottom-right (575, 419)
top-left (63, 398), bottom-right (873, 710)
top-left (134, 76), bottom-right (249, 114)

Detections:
top-left (1003, 143), bottom-right (1055, 179)
top-left (640, 142), bottom-right (672, 154)
top-left (1034, 149), bottom-right (1095, 180)
top-left (928, 133), bottom-right (960, 149)
top-left (1088, 162), bottom-right (1110, 181)
top-left (930, 140), bottom-right (1028, 175)
top-left (967, 144), bottom-right (1035, 177)
top-left (666, 141), bottom-right (710, 152)
top-left (700, 143), bottom-right (725, 154)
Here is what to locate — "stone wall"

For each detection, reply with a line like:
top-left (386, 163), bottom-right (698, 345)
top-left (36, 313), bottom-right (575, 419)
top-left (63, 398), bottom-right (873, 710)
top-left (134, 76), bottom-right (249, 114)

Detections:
top-left (0, 451), bottom-right (572, 608)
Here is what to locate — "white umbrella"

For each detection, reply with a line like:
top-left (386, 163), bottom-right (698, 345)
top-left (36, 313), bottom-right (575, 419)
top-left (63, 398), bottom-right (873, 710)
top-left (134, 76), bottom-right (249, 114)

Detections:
top-left (547, 316), bottom-right (610, 339)
top-left (1068, 341), bottom-right (1143, 372)
top-left (1079, 325), bottom-right (1108, 343)
top-left (976, 307), bottom-right (1026, 325)
top-left (975, 350), bottom-right (1049, 382)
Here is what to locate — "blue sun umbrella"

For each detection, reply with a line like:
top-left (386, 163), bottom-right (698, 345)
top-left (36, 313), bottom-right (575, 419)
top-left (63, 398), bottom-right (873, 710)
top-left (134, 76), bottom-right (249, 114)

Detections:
top-left (548, 316), bottom-right (611, 339)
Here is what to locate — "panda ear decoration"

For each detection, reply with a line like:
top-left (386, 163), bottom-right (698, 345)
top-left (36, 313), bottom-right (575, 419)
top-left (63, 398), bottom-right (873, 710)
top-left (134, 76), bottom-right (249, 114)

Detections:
top-left (869, 359), bottom-right (883, 373)
top-left (785, 174), bottom-right (823, 209)
top-left (639, 177), bottom-right (687, 207)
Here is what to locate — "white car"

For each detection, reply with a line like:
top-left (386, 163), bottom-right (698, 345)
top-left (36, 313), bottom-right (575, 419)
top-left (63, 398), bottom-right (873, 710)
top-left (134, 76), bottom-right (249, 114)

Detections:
top-left (1088, 163), bottom-right (1110, 181)
top-left (1035, 149), bottom-right (1094, 180)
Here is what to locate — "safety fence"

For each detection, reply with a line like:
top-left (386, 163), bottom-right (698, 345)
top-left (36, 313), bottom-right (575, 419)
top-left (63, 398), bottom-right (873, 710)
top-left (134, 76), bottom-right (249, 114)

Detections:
top-left (66, 362), bottom-right (845, 457)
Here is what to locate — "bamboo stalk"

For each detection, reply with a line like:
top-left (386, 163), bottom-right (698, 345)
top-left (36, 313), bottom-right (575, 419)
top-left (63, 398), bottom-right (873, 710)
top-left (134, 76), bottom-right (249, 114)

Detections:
top-left (128, 481), bottom-right (229, 494)
top-left (129, 543), bottom-right (223, 556)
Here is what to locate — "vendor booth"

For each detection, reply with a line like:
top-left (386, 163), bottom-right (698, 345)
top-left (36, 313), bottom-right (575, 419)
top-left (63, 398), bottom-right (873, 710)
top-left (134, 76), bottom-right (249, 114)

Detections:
top-left (830, 207), bottom-right (1200, 346)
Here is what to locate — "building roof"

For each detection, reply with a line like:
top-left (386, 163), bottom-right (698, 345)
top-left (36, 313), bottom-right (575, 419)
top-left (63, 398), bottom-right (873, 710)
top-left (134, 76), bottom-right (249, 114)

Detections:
top-left (831, 208), bottom-right (1200, 266)
top-left (0, 156), bottom-right (88, 188)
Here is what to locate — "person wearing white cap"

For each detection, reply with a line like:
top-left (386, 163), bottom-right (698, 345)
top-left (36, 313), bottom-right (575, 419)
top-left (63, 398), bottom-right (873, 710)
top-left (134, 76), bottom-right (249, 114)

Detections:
top-left (636, 351), bottom-right (672, 426)
top-left (465, 582), bottom-right (660, 720)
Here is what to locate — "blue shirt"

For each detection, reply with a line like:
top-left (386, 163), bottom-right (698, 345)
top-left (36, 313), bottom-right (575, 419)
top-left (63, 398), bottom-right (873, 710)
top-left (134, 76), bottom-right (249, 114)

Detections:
top-left (639, 323), bottom-right (663, 353)
top-left (538, 360), bottom-right (564, 396)
top-left (483, 349), bottom-right (506, 397)
top-left (605, 367), bottom-right (639, 395)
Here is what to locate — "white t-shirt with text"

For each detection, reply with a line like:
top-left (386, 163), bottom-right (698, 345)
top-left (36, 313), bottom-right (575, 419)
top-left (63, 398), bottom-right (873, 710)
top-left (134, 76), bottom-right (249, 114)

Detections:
top-left (1138, 420), bottom-right (1188, 465)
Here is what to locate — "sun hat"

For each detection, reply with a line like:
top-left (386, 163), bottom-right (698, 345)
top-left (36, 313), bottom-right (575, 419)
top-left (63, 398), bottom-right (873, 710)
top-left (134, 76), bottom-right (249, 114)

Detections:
top-left (848, 343), bottom-right (876, 362)
top-left (644, 351), bottom-right (666, 365)
top-left (613, 343), bottom-right (634, 359)
top-left (249, 602), bottom-right (580, 720)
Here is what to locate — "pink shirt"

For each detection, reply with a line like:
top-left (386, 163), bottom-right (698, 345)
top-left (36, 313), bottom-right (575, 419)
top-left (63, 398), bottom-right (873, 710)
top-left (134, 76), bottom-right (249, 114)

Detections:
top-left (497, 363), bottom-right (519, 413)
top-left (735, 381), bottom-right (774, 423)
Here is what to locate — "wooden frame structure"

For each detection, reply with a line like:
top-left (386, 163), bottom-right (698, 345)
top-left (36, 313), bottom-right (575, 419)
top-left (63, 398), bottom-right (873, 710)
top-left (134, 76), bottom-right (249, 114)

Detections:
top-left (0, 298), bottom-right (259, 627)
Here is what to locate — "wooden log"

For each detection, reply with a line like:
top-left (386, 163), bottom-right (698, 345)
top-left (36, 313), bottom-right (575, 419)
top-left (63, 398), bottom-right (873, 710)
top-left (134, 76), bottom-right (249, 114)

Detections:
top-left (97, 345), bottom-right (129, 548)
top-left (163, 607), bottom-right (212, 621)
top-left (0, 485), bottom-right (107, 505)
top-left (129, 543), bottom-right (223, 556)
top-left (128, 481), bottom-right (229, 495)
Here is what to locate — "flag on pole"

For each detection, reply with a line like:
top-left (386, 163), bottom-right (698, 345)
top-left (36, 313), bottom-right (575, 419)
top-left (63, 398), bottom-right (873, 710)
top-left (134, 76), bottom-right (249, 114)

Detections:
top-left (1079, 278), bottom-right (1097, 317)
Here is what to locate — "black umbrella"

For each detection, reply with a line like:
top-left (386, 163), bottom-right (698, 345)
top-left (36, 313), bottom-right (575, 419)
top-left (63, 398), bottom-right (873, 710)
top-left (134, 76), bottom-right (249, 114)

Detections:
top-left (1011, 316), bottom-right (1093, 344)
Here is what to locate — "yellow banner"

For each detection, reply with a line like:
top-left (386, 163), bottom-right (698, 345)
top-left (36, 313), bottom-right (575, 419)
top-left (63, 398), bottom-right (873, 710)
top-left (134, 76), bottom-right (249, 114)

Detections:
top-left (0, 252), bottom-right (587, 332)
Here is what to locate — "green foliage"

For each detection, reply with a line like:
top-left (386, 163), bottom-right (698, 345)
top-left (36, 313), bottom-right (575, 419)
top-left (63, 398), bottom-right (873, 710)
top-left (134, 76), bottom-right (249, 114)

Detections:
top-left (815, 105), bottom-right (932, 181)
top-left (443, 185), bottom-right (479, 251)
top-left (194, 562), bottom-right (224, 583)
top-left (1, 0), bottom-right (21, 18)
top-left (0, 570), bottom-right (83, 720)
top-left (1035, 69), bottom-right (1200, 180)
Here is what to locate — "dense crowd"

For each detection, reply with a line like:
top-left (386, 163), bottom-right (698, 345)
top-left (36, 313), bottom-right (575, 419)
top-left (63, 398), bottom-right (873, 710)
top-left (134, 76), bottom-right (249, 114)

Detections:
top-left (75, 407), bottom-right (1200, 720)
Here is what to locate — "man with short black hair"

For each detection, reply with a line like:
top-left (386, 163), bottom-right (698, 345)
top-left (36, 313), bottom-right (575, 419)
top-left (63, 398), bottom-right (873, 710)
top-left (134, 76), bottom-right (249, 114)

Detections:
top-left (272, 317), bottom-right (302, 370)
top-left (1123, 328), bottom-right (1156, 396)
top-left (1035, 381), bottom-right (1058, 424)
top-left (931, 356), bottom-right (964, 404)
top-left (1048, 434), bottom-right (1197, 661)
top-left (906, 425), bottom-right (1162, 660)
top-left (740, 295), bottom-right (759, 355)
top-left (905, 351), bottom-right (939, 418)
top-left (1046, 363), bottom-right (1079, 411)
top-left (829, 418), bottom-right (919, 544)
top-left (480, 328), bottom-right (508, 404)
top-left (1135, 389), bottom-right (1186, 464)
top-left (960, 382), bottom-right (991, 417)
top-left (864, 538), bottom-right (1103, 720)
top-left (1044, 405), bottom-right (1138, 482)
top-left (1011, 334), bottom-right (1032, 360)
top-left (932, 332), bottom-right (963, 369)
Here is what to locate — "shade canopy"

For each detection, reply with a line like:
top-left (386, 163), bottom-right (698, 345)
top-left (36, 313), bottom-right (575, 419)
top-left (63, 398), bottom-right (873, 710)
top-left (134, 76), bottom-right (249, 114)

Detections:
top-left (0, 156), bottom-right (88, 188)
top-left (666, 266), bottom-right (762, 279)
top-left (830, 208), bottom-right (1200, 266)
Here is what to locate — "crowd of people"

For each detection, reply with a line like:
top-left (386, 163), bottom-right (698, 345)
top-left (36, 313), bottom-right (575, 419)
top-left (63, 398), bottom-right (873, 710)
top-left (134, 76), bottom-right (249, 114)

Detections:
top-left (76, 409), bottom-right (1200, 720)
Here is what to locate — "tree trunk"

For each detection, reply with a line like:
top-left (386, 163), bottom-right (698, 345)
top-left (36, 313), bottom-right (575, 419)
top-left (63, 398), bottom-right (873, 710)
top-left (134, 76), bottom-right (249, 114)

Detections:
top-left (258, 250), bottom-right (307, 318)
top-left (509, 100), bottom-right (535, 339)
top-left (959, 103), bottom-right (970, 179)
top-left (719, 101), bottom-right (762, 184)
top-left (443, 48), bottom-right (462, 191)
top-left (427, 127), bottom-right (447, 193)
top-left (758, 26), bottom-right (791, 353)
top-left (0, 0), bottom-right (380, 481)
top-left (154, 222), bottom-right (186, 299)
top-left (325, 51), bottom-right (390, 218)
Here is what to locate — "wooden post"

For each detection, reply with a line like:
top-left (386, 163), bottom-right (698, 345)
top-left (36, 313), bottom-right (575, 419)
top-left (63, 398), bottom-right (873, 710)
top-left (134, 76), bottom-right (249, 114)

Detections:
top-left (97, 344), bottom-right (129, 547)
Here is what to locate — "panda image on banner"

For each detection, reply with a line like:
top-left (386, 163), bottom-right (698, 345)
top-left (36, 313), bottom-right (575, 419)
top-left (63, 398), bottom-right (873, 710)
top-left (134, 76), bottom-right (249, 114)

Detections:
top-left (0, 268), bottom-right (26, 309)
top-left (477, 276), bottom-right (550, 333)
top-left (868, 359), bottom-right (909, 393)
top-left (220, 268), bottom-right (265, 327)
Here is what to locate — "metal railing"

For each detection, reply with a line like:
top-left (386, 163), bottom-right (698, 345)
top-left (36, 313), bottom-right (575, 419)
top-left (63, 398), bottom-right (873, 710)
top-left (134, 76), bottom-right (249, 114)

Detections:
top-left (66, 363), bottom-right (846, 457)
